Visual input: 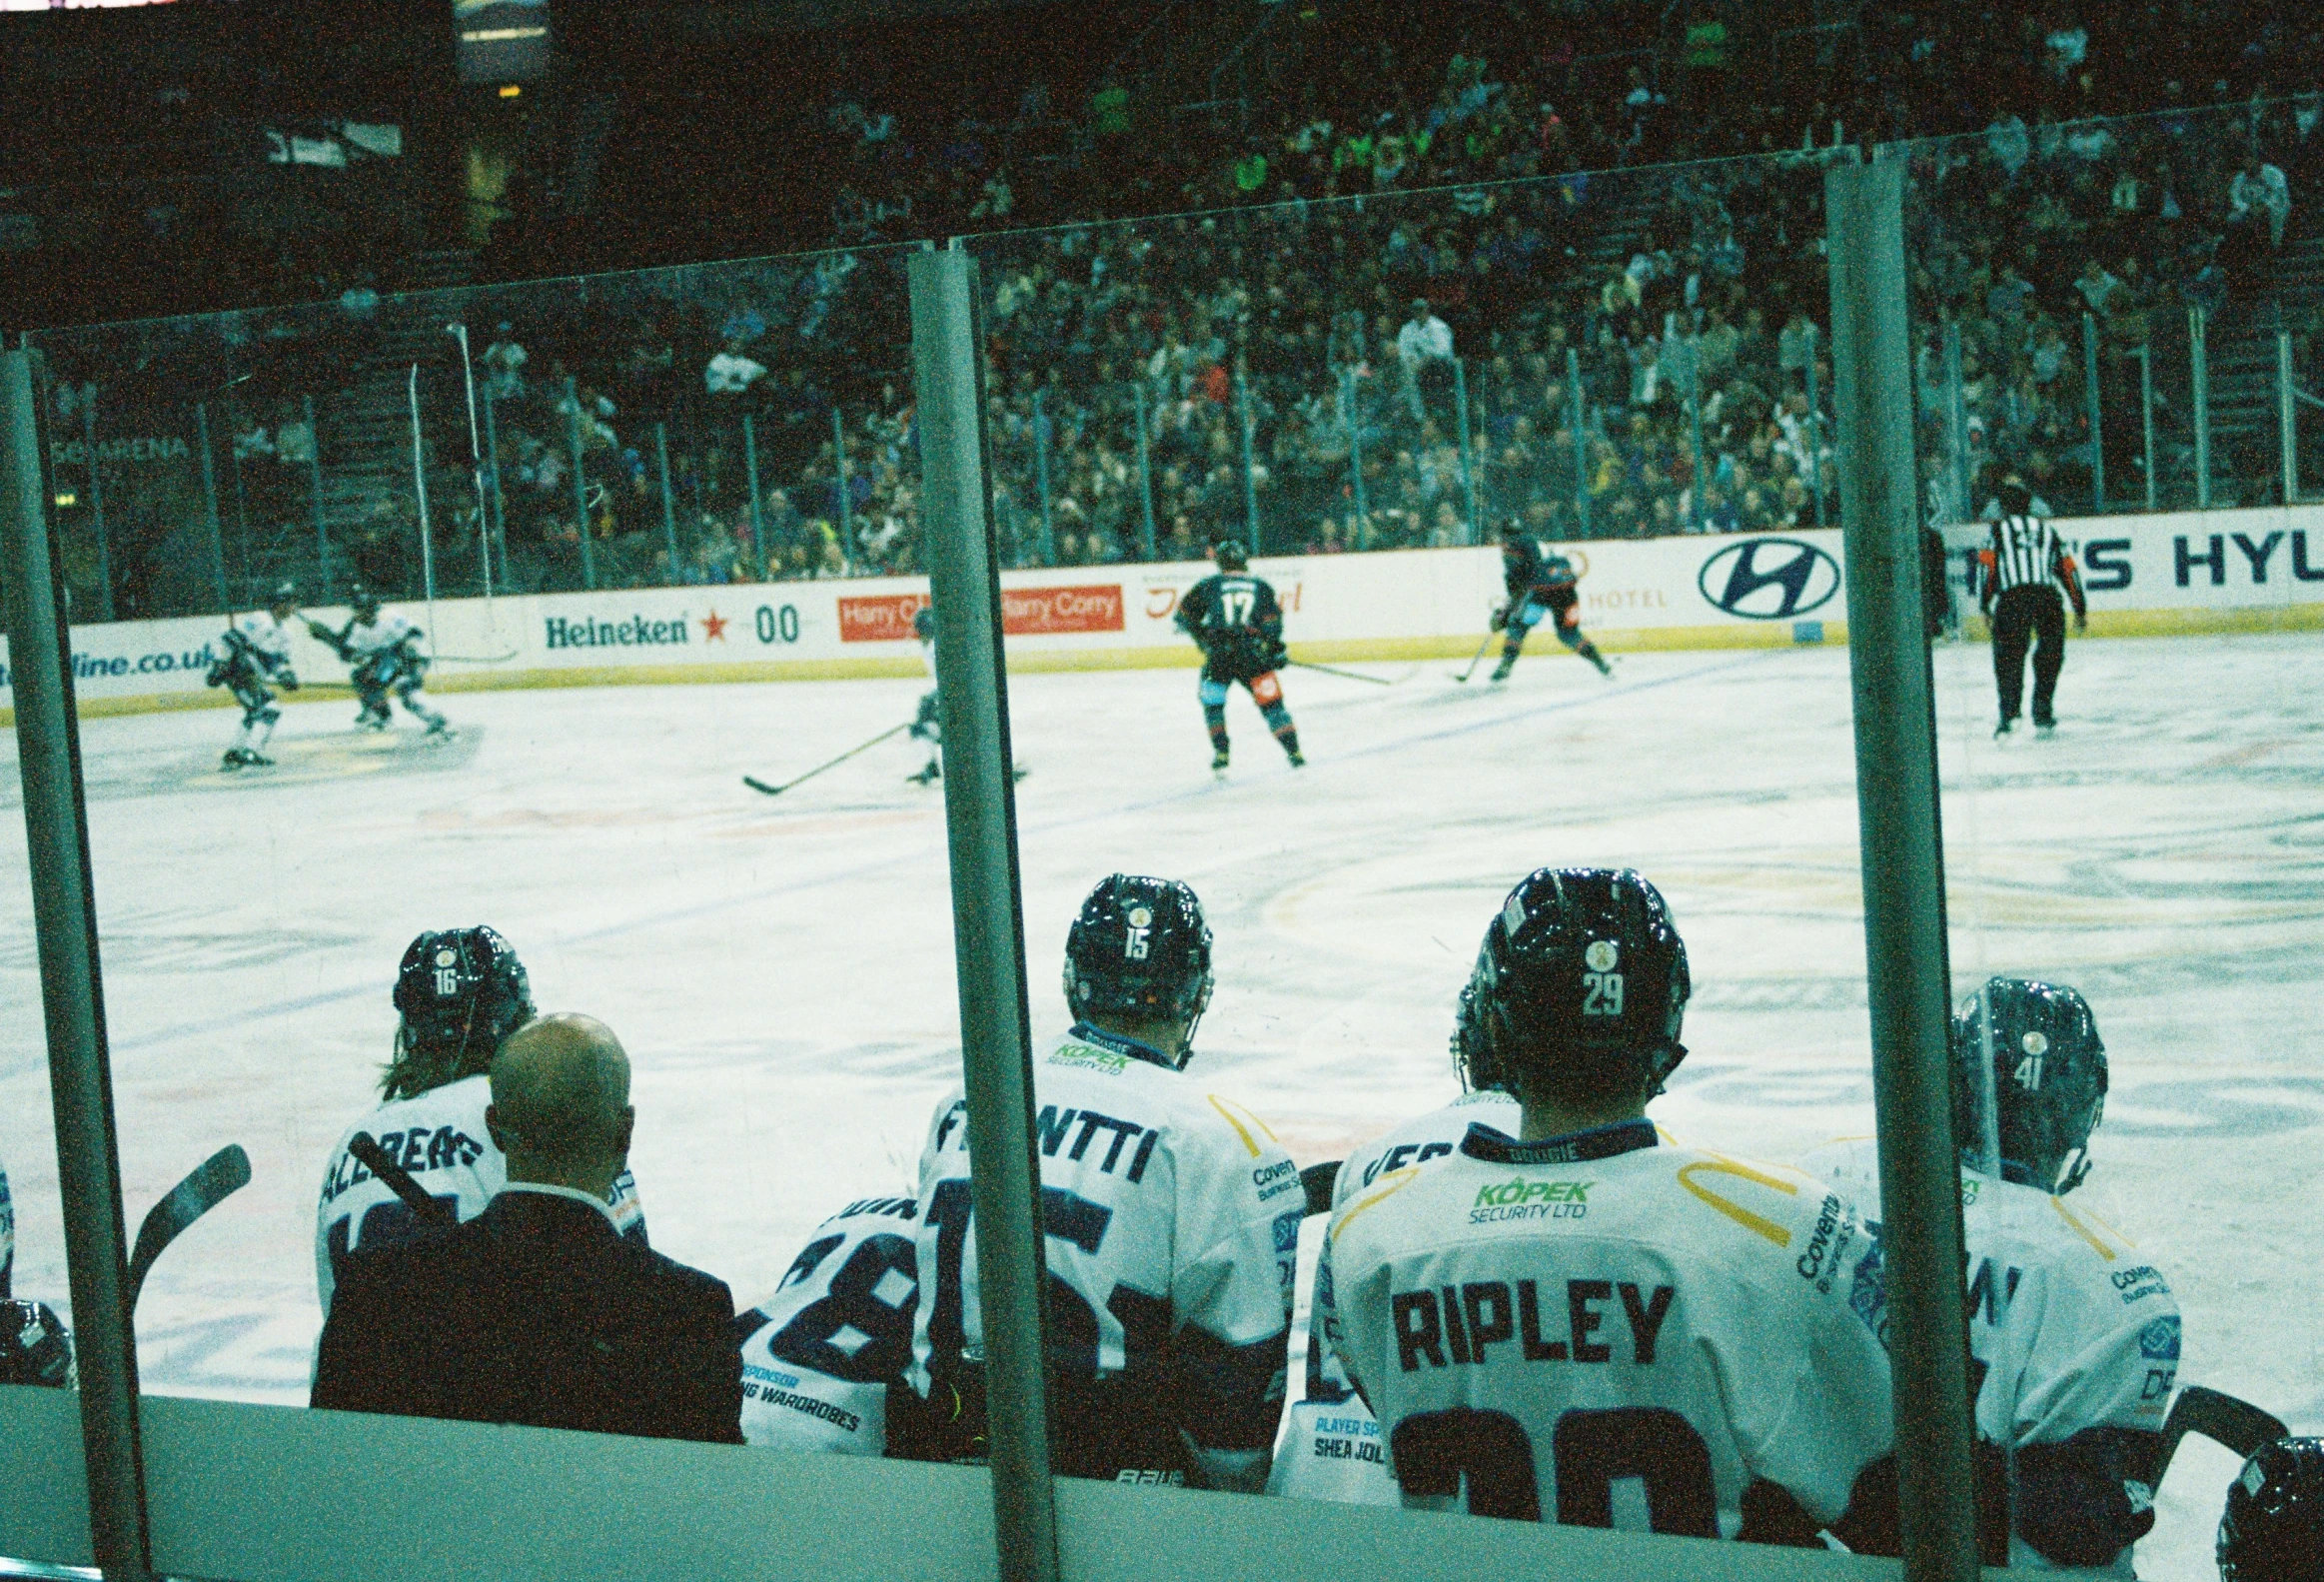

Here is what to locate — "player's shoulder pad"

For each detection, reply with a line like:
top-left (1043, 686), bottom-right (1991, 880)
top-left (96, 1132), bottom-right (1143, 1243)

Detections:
top-left (1667, 1145), bottom-right (1858, 1251)
top-left (1976, 1180), bottom-right (2172, 1307)
top-left (1194, 1090), bottom-right (1302, 1202)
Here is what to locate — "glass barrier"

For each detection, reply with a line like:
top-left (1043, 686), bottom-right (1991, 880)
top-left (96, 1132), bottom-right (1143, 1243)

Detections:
top-left (7, 101), bottom-right (2319, 1582)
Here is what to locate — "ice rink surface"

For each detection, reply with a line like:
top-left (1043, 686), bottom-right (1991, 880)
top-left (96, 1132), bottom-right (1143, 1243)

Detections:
top-left (3, 631), bottom-right (2319, 1579)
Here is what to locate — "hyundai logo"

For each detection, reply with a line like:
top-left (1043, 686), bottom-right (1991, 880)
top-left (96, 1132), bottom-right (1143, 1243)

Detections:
top-left (1698, 538), bottom-right (1842, 620)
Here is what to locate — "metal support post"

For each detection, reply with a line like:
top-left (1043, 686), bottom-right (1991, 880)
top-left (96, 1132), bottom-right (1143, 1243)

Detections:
top-left (83, 386), bottom-right (113, 621)
top-left (409, 366), bottom-right (437, 608)
top-left (306, 395), bottom-right (329, 591)
top-left (1236, 368), bottom-right (1261, 551)
top-left (1132, 382), bottom-right (1157, 561)
top-left (742, 412), bottom-right (765, 575)
top-left (2138, 344), bottom-right (2157, 511)
top-left (833, 406), bottom-right (853, 574)
top-left (195, 400), bottom-right (229, 613)
top-left (1803, 322), bottom-right (1825, 526)
top-left (1450, 357), bottom-right (1469, 543)
top-left (566, 376), bottom-right (594, 591)
top-left (2083, 314), bottom-right (2105, 512)
top-left (2280, 330), bottom-right (2298, 507)
top-left (1344, 369), bottom-right (1369, 549)
top-left (1032, 388), bottom-right (1055, 565)
top-left (1686, 337), bottom-right (1710, 532)
top-left (1, 350), bottom-right (154, 1581)
top-left (1567, 347), bottom-right (1590, 537)
top-left (905, 247), bottom-right (1061, 1582)
top-left (655, 422), bottom-right (681, 581)
top-left (1823, 154), bottom-right (1981, 1582)
top-left (2190, 307), bottom-right (2211, 510)
top-left (1942, 324), bottom-right (1967, 525)
top-left (482, 391), bottom-right (509, 589)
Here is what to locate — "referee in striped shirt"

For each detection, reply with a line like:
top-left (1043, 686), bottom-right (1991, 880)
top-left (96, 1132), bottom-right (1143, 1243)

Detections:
top-left (1978, 480), bottom-right (2087, 736)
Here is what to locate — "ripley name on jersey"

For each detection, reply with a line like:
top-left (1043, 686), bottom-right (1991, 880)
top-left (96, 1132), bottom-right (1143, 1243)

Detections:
top-left (1322, 1119), bottom-right (1896, 1541)
top-left (1270, 1088), bottom-right (1522, 1507)
top-left (314, 1072), bottom-right (647, 1318)
top-left (909, 1026), bottom-right (1301, 1487)
top-left (736, 1195), bottom-right (919, 1455)
top-left (1799, 1137), bottom-right (2175, 1573)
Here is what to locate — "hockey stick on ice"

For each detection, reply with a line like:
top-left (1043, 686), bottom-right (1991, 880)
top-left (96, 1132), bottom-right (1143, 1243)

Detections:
top-left (1289, 660), bottom-right (1394, 687)
top-left (1451, 631), bottom-right (1498, 684)
top-left (126, 1144), bottom-right (252, 1312)
top-left (346, 1132), bottom-right (458, 1228)
top-left (2156, 1386), bottom-right (2289, 1481)
top-left (744, 722), bottom-right (912, 796)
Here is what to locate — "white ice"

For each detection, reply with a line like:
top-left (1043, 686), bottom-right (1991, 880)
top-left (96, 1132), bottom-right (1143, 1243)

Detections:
top-left (2, 633), bottom-right (2319, 1582)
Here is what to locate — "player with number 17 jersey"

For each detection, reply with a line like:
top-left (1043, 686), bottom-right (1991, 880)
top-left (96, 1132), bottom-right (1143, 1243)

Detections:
top-left (735, 1195), bottom-right (919, 1454)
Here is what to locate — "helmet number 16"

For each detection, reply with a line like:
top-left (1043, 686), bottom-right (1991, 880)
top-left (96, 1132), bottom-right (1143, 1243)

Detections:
top-left (434, 967), bottom-right (462, 996)
top-left (1583, 971), bottom-right (1626, 1016)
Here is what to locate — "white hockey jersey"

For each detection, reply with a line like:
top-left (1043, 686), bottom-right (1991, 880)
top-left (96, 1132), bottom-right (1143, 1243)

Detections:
top-left (909, 1025), bottom-right (1301, 1488)
top-left (737, 1194), bottom-right (919, 1455)
top-left (346, 612), bottom-right (420, 661)
top-left (1270, 1088), bottom-right (1521, 1506)
top-left (314, 1073), bottom-right (646, 1318)
top-left (1798, 1138), bottom-right (2176, 1572)
top-left (228, 612), bottom-right (294, 676)
top-left (1322, 1119), bottom-right (1895, 1540)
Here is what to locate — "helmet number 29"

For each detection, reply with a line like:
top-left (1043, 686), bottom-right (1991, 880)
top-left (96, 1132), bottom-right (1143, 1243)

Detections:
top-left (1582, 971), bottom-right (1626, 1016)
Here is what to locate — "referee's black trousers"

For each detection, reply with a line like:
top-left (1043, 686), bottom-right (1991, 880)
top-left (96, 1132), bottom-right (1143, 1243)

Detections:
top-left (1991, 585), bottom-right (2067, 725)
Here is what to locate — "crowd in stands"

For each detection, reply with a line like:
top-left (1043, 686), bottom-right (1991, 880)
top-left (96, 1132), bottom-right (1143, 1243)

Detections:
top-left (31, 3), bottom-right (2324, 605)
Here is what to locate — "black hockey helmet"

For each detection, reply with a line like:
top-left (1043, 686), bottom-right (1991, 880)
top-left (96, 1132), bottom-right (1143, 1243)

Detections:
top-left (912, 604), bottom-right (935, 642)
top-left (1950, 976), bottom-right (2106, 1194)
top-left (0, 1300), bottom-right (74, 1389)
top-left (1063, 874), bottom-right (1214, 1066)
top-left (268, 581), bottom-right (299, 617)
top-left (1456, 867), bottom-right (1690, 1103)
top-left (1212, 539), bottom-right (1249, 574)
top-left (1997, 478), bottom-right (2033, 516)
top-left (2219, 1437), bottom-right (2324, 1582)
top-left (350, 585), bottom-right (382, 620)
top-left (385, 926), bottom-right (535, 1100)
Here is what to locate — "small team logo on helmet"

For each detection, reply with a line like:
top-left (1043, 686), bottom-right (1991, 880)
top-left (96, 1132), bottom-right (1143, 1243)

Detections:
top-left (2021, 1030), bottom-right (2049, 1055)
top-left (1585, 940), bottom-right (1620, 972)
top-left (1127, 906), bottom-right (1152, 928)
top-left (435, 948), bottom-right (457, 968)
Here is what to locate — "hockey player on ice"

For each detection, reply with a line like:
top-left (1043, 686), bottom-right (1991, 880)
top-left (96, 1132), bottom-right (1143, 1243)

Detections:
top-left (1320, 867), bottom-right (1900, 1548)
top-left (900, 875), bottom-right (1298, 1490)
top-left (905, 604), bottom-right (1024, 786)
top-left (308, 587), bottom-right (450, 737)
top-left (1269, 991), bottom-right (1521, 1505)
top-left (1491, 522), bottom-right (1612, 682)
top-left (1174, 540), bottom-right (1305, 772)
top-left (735, 1194), bottom-right (918, 1454)
top-left (1799, 977), bottom-right (2177, 1574)
top-left (204, 583), bottom-right (302, 770)
top-left (314, 927), bottom-right (645, 1321)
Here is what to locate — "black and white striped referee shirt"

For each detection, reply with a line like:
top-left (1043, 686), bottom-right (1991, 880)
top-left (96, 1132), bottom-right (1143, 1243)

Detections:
top-left (1987, 514), bottom-right (2065, 594)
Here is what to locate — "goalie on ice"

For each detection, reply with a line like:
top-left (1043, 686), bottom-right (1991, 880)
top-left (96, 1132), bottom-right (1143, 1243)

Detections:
top-left (308, 587), bottom-right (451, 738)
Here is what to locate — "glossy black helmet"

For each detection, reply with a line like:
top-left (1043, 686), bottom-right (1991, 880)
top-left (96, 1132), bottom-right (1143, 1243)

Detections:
top-left (1457, 866), bottom-right (1690, 1103)
top-left (1950, 977), bottom-right (2106, 1194)
top-left (0, 1300), bottom-right (73, 1389)
top-left (1212, 540), bottom-right (1249, 573)
top-left (350, 585), bottom-right (383, 620)
top-left (1063, 874), bottom-right (1214, 1066)
top-left (385, 926), bottom-right (535, 1099)
top-left (2219, 1437), bottom-right (2324, 1582)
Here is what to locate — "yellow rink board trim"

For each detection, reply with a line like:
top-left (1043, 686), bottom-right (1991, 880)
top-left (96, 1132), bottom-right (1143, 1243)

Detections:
top-left (6, 606), bottom-right (2317, 727)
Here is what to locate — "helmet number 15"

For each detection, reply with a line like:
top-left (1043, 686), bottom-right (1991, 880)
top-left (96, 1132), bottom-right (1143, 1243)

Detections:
top-left (1583, 971), bottom-right (1626, 1016)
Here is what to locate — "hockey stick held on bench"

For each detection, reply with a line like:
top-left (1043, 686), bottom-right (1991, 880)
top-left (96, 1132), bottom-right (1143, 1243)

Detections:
top-left (2157, 1385), bottom-right (2290, 1481)
top-left (347, 1131), bottom-right (459, 1228)
top-left (127, 1144), bottom-right (252, 1312)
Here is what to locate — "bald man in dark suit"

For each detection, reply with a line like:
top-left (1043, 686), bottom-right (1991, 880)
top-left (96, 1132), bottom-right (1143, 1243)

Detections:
top-left (313, 1014), bottom-right (742, 1444)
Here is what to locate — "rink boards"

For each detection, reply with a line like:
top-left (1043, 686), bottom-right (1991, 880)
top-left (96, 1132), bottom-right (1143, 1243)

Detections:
top-left (6, 509), bottom-right (2323, 721)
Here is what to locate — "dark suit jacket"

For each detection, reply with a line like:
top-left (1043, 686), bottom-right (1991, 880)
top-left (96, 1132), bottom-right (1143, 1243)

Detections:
top-left (311, 1187), bottom-right (743, 1444)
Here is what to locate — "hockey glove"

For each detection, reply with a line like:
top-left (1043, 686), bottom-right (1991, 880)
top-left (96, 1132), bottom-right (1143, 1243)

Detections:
top-left (1267, 646), bottom-right (1289, 671)
top-left (279, 670), bottom-right (300, 692)
top-left (1489, 605), bottom-right (1509, 632)
top-left (204, 661), bottom-right (227, 689)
